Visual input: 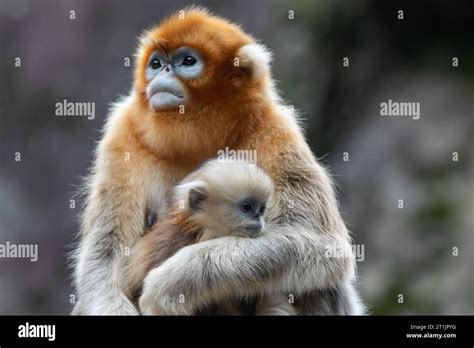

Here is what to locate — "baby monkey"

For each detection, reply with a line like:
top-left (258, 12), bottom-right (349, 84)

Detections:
top-left (120, 159), bottom-right (295, 315)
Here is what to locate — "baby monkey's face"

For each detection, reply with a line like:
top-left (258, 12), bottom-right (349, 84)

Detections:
top-left (181, 162), bottom-right (273, 241)
top-left (200, 194), bottom-right (268, 240)
top-left (232, 196), bottom-right (267, 238)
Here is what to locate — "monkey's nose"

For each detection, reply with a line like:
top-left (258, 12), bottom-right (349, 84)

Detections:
top-left (164, 65), bottom-right (170, 72)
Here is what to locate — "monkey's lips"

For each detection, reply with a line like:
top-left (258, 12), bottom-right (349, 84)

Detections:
top-left (148, 88), bottom-right (185, 110)
top-left (147, 78), bottom-right (186, 109)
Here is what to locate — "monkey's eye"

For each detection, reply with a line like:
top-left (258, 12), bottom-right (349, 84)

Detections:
top-left (241, 203), bottom-right (252, 213)
top-left (149, 57), bottom-right (161, 70)
top-left (259, 206), bottom-right (266, 215)
top-left (182, 56), bottom-right (197, 66)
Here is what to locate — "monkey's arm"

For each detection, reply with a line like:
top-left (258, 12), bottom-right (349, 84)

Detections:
top-left (72, 104), bottom-right (161, 314)
top-left (139, 223), bottom-right (354, 315)
top-left (72, 159), bottom-right (149, 314)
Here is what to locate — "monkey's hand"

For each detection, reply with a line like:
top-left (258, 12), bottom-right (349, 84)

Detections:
top-left (139, 225), bottom-right (354, 315)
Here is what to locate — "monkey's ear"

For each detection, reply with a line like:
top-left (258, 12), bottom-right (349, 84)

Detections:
top-left (235, 43), bottom-right (272, 83)
top-left (188, 181), bottom-right (209, 211)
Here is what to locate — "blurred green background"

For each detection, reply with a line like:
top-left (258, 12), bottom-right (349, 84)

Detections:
top-left (0, 0), bottom-right (473, 314)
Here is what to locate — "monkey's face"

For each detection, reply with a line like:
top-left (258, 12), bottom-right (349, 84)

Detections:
top-left (194, 192), bottom-right (268, 239)
top-left (134, 8), bottom-right (253, 113)
top-left (144, 47), bottom-right (204, 109)
top-left (195, 195), bottom-right (268, 240)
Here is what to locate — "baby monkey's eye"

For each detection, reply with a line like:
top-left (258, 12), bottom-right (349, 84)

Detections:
top-left (241, 203), bottom-right (252, 213)
top-left (149, 57), bottom-right (161, 70)
top-left (182, 56), bottom-right (197, 66)
top-left (259, 206), bottom-right (266, 215)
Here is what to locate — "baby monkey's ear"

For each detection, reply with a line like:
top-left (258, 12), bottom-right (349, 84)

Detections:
top-left (188, 181), bottom-right (209, 211)
top-left (234, 43), bottom-right (272, 83)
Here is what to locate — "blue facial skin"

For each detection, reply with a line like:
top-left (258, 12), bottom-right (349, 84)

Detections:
top-left (238, 197), bottom-right (267, 237)
top-left (145, 47), bottom-right (204, 110)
